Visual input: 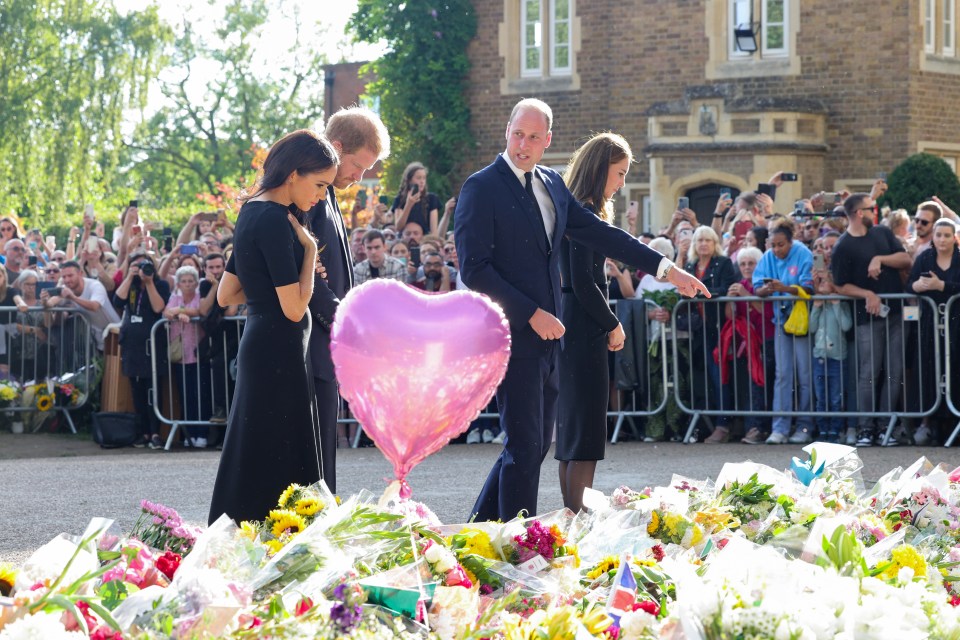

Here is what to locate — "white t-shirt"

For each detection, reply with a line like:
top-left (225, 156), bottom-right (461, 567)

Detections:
top-left (70, 278), bottom-right (120, 349)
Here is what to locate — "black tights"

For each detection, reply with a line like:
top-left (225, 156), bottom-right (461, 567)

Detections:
top-left (558, 460), bottom-right (597, 514)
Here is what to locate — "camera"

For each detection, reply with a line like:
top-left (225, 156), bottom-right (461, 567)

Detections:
top-left (138, 260), bottom-right (155, 277)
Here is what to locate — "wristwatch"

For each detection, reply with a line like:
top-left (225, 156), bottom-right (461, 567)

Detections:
top-left (658, 262), bottom-right (675, 281)
top-left (712, 212), bottom-right (724, 218)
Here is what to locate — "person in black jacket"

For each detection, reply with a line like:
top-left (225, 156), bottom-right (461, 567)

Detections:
top-left (907, 218), bottom-right (960, 444)
top-left (555, 132), bottom-right (632, 513)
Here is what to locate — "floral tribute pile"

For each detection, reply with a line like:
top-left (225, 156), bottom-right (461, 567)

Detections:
top-left (3, 446), bottom-right (960, 639)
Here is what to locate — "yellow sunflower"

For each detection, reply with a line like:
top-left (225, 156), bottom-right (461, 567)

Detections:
top-left (270, 511), bottom-right (307, 539)
top-left (239, 521), bottom-right (260, 541)
top-left (36, 394), bottom-right (53, 412)
top-left (277, 484), bottom-right (304, 509)
top-left (265, 539), bottom-right (285, 556)
top-left (295, 497), bottom-right (323, 517)
top-left (647, 511), bottom-right (661, 535)
top-left (0, 563), bottom-right (16, 596)
top-left (586, 556), bottom-right (620, 580)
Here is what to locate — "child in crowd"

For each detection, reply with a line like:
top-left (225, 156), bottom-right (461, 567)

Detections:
top-left (809, 276), bottom-right (852, 443)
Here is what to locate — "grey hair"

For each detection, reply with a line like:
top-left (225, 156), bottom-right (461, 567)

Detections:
top-left (14, 269), bottom-right (40, 287)
top-left (175, 265), bottom-right (199, 283)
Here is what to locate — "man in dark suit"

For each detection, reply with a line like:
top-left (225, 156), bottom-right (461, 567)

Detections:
top-left (455, 98), bottom-right (708, 522)
top-left (307, 106), bottom-right (390, 494)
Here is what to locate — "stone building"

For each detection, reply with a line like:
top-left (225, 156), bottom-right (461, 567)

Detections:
top-left (460, 0), bottom-right (960, 231)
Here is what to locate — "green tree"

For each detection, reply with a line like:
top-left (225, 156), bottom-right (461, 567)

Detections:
top-left (0, 0), bottom-right (170, 220)
top-left (349, 0), bottom-right (476, 197)
top-left (126, 0), bottom-right (328, 209)
top-left (882, 153), bottom-right (960, 213)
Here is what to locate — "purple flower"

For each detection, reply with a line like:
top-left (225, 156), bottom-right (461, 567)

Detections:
top-left (430, 9), bottom-right (438, 18)
top-left (329, 602), bottom-right (362, 631)
top-left (434, 31), bottom-right (442, 39)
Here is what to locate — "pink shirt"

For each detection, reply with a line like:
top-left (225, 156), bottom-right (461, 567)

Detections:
top-left (166, 292), bottom-right (203, 364)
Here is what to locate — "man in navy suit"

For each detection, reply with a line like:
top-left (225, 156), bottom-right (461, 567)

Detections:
top-left (307, 106), bottom-right (390, 494)
top-left (455, 98), bottom-right (709, 522)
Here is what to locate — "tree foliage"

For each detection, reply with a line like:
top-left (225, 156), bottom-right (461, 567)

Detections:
top-left (0, 0), bottom-right (170, 220)
top-left (882, 153), bottom-right (960, 213)
top-left (126, 0), bottom-right (328, 210)
top-left (349, 0), bottom-right (476, 198)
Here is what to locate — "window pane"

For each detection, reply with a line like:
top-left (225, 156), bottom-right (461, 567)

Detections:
top-left (554, 0), bottom-right (569, 20)
top-left (555, 21), bottom-right (569, 45)
top-left (766, 25), bottom-right (784, 49)
top-left (554, 46), bottom-right (569, 69)
top-left (767, 0), bottom-right (784, 22)
top-left (733, 0), bottom-right (751, 26)
top-left (525, 0), bottom-right (540, 22)
top-left (526, 48), bottom-right (540, 70)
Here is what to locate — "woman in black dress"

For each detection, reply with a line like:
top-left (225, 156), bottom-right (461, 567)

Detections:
top-left (208, 130), bottom-right (339, 524)
top-left (556, 132), bottom-right (632, 513)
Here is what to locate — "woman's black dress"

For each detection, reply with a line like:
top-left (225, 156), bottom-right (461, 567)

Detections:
top-left (208, 201), bottom-right (321, 524)
top-left (556, 237), bottom-right (620, 461)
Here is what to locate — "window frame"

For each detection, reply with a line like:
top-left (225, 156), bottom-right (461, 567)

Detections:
top-left (761, 0), bottom-right (788, 57)
top-left (728, 0), bottom-right (753, 58)
top-left (944, 0), bottom-right (956, 56)
top-left (521, 0), bottom-right (543, 78)
top-left (926, 0), bottom-right (937, 53)
top-left (549, 0), bottom-right (572, 75)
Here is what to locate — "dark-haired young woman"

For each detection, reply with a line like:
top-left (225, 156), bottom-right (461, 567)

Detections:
top-left (209, 129), bottom-right (339, 524)
top-left (555, 132), bottom-right (632, 513)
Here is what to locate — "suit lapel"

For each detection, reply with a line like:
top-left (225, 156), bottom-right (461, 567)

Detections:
top-left (536, 167), bottom-right (563, 251)
top-left (327, 187), bottom-right (354, 290)
top-left (495, 156), bottom-right (548, 256)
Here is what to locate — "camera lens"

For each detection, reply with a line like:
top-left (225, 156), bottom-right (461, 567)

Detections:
top-left (139, 260), bottom-right (155, 277)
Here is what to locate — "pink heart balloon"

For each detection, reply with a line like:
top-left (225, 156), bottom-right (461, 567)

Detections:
top-left (330, 279), bottom-right (511, 487)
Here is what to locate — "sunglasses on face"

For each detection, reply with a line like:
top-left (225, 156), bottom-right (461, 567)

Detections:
top-left (915, 218), bottom-right (932, 226)
top-left (0, 227), bottom-right (14, 233)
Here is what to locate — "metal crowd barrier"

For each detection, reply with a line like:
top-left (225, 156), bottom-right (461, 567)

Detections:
top-left (939, 294), bottom-right (960, 446)
top-left (672, 293), bottom-right (940, 446)
top-left (0, 305), bottom-right (95, 433)
top-left (150, 316), bottom-right (243, 450)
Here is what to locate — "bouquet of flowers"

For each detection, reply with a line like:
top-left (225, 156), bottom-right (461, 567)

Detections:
top-left (129, 499), bottom-right (202, 556)
top-left (240, 482), bottom-right (334, 556)
top-left (22, 380), bottom-right (80, 412)
top-left (0, 379), bottom-right (21, 409)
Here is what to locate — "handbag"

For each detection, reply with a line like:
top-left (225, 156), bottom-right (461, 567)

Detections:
top-left (783, 286), bottom-right (810, 336)
top-left (91, 412), bottom-right (139, 449)
top-left (168, 333), bottom-right (184, 363)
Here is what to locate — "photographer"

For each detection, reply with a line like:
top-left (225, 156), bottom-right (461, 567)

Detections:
top-left (114, 252), bottom-right (170, 449)
top-left (409, 252), bottom-right (452, 293)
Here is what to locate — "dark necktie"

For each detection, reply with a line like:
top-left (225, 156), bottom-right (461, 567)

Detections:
top-left (524, 171), bottom-right (552, 254)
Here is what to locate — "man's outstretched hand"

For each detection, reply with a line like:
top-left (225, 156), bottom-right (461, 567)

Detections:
top-left (667, 267), bottom-right (711, 298)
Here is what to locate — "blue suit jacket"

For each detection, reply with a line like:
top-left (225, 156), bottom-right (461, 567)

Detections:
top-left (307, 186), bottom-right (353, 381)
top-left (455, 155), bottom-right (665, 359)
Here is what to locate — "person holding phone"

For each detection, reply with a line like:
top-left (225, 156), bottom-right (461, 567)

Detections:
top-left (907, 218), bottom-right (960, 444)
top-left (753, 221), bottom-right (815, 444)
top-left (392, 162), bottom-right (443, 236)
top-left (10, 270), bottom-right (54, 381)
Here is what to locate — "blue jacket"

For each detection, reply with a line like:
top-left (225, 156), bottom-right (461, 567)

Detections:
top-left (455, 155), bottom-right (665, 358)
top-left (752, 242), bottom-right (813, 325)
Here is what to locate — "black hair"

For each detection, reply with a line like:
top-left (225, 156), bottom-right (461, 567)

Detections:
top-left (243, 130), bottom-right (339, 214)
top-left (748, 226), bottom-right (769, 252)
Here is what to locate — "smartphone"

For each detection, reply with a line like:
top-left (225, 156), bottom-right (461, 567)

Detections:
top-left (36, 282), bottom-right (57, 294)
top-left (163, 236), bottom-right (173, 253)
top-left (379, 195), bottom-right (391, 207)
top-left (677, 196), bottom-right (689, 210)
top-left (45, 235), bottom-right (55, 250)
top-left (719, 188), bottom-right (732, 199)
top-left (921, 271), bottom-right (932, 278)
top-left (356, 190), bottom-right (368, 209)
top-left (813, 254), bottom-right (826, 271)
top-left (180, 244), bottom-right (199, 255)
top-left (47, 286), bottom-right (63, 297)
top-left (878, 304), bottom-right (890, 318)
top-left (84, 204), bottom-right (94, 218)
top-left (762, 278), bottom-right (773, 284)
top-left (780, 173), bottom-right (798, 182)
top-left (131, 225), bottom-right (142, 236)
top-left (129, 199), bottom-right (139, 208)
top-left (197, 212), bottom-right (219, 222)
top-left (410, 245), bottom-right (421, 267)
top-left (27, 256), bottom-right (37, 267)
top-left (757, 183), bottom-right (777, 198)
top-left (86, 237), bottom-right (98, 253)
top-left (877, 172), bottom-right (888, 180)
top-left (410, 183), bottom-right (420, 196)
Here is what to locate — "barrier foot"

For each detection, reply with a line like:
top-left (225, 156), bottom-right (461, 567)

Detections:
top-left (60, 409), bottom-right (77, 435)
top-left (351, 422), bottom-right (364, 449)
top-left (684, 414), bottom-right (702, 444)
top-left (164, 423), bottom-right (180, 451)
top-left (878, 415), bottom-right (897, 447)
top-left (946, 420), bottom-right (960, 448)
top-left (610, 413), bottom-right (626, 444)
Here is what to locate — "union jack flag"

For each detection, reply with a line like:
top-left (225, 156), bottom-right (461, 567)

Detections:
top-left (605, 552), bottom-right (637, 627)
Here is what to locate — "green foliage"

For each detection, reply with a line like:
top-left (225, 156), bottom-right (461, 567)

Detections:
top-left (882, 153), bottom-right (960, 212)
top-left (126, 0), bottom-right (328, 209)
top-left (0, 0), bottom-right (171, 221)
top-left (349, 0), bottom-right (477, 198)
top-left (816, 524), bottom-right (867, 577)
